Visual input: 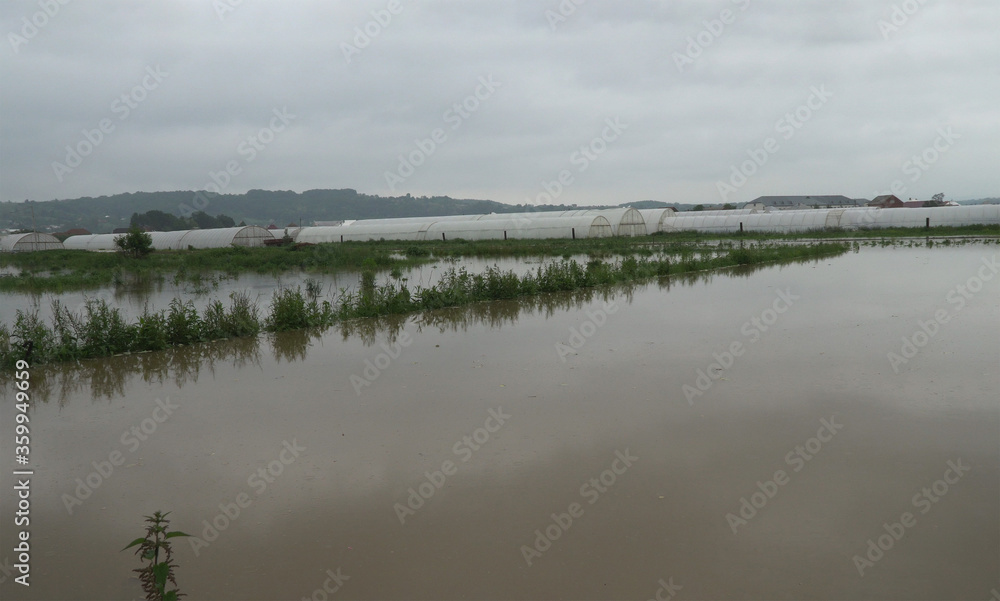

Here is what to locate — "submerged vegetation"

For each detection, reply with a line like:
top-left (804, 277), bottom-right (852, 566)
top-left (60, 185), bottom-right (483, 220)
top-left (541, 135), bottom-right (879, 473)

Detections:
top-left (0, 243), bottom-right (430, 294)
top-left (0, 242), bottom-right (849, 367)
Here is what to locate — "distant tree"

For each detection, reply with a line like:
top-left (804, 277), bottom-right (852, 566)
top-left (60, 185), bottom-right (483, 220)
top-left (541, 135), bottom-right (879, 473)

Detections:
top-left (130, 209), bottom-right (236, 231)
top-left (932, 193), bottom-right (944, 203)
top-left (693, 205), bottom-right (705, 211)
top-left (115, 226), bottom-right (153, 258)
top-left (191, 211), bottom-right (217, 229)
top-left (131, 210), bottom-right (187, 231)
top-left (723, 203), bottom-right (735, 210)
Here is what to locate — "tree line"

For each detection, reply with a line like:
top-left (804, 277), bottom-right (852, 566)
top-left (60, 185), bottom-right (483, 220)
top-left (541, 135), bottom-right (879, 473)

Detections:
top-left (130, 210), bottom-right (235, 231)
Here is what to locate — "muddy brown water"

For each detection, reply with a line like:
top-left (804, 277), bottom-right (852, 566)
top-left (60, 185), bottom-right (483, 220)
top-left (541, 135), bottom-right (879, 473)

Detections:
top-left (1, 245), bottom-right (998, 600)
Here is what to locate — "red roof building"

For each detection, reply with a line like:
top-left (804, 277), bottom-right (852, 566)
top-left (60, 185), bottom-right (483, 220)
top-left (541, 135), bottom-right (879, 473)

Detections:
top-left (868, 195), bottom-right (904, 208)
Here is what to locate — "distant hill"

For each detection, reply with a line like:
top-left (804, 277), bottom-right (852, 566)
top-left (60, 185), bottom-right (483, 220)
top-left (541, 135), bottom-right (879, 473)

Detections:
top-left (957, 197), bottom-right (999, 205)
top-left (622, 200), bottom-right (674, 209)
top-left (0, 189), bottom-right (682, 234)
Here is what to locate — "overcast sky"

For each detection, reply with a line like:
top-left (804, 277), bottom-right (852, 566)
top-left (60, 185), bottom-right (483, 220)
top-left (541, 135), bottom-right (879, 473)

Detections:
top-left (1, 1), bottom-right (997, 207)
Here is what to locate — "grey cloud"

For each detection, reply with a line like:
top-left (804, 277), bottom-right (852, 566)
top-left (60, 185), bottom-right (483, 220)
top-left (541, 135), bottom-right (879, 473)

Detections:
top-left (1, 0), bottom-right (996, 205)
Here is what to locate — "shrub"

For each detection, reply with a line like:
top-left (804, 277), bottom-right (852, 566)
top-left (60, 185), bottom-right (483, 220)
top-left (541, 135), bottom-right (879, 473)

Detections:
top-left (115, 227), bottom-right (153, 259)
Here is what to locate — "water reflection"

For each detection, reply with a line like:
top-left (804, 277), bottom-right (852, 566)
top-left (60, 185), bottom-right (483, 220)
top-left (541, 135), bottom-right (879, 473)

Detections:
top-left (3, 335), bottom-right (262, 405)
top-left (269, 328), bottom-right (325, 363)
top-left (333, 314), bottom-right (410, 347)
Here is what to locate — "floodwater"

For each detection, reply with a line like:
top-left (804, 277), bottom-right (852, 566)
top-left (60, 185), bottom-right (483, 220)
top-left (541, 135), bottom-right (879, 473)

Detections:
top-left (1, 245), bottom-right (998, 600)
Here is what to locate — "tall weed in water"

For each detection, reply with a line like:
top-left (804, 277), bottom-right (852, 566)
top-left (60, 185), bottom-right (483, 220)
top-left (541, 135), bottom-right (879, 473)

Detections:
top-left (166, 300), bottom-right (202, 346)
top-left (226, 290), bottom-right (261, 337)
top-left (122, 511), bottom-right (190, 601)
top-left (135, 307), bottom-right (169, 352)
top-left (80, 298), bottom-right (133, 356)
top-left (266, 287), bottom-right (333, 331)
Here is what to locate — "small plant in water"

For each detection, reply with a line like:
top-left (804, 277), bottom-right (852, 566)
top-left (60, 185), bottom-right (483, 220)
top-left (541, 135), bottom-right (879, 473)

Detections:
top-left (122, 511), bottom-right (190, 601)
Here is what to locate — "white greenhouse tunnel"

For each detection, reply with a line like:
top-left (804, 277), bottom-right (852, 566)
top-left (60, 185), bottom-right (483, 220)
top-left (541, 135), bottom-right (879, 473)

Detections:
top-left (294, 214), bottom-right (615, 243)
top-left (345, 208), bottom-right (646, 237)
top-left (62, 226), bottom-right (274, 251)
top-left (0, 232), bottom-right (64, 252)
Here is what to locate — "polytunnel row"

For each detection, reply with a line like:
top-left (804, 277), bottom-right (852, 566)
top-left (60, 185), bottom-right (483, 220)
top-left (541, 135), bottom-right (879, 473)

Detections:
top-left (292, 205), bottom-right (1000, 242)
top-left (659, 205), bottom-right (1000, 234)
top-left (60, 226), bottom-right (274, 251)
top-left (293, 208), bottom-right (645, 243)
top-left (5, 205), bottom-right (999, 252)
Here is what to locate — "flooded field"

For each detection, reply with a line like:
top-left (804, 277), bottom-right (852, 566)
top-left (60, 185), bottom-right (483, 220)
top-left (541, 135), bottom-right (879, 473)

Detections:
top-left (1, 244), bottom-right (998, 600)
top-left (0, 255), bottom-right (601, 326)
